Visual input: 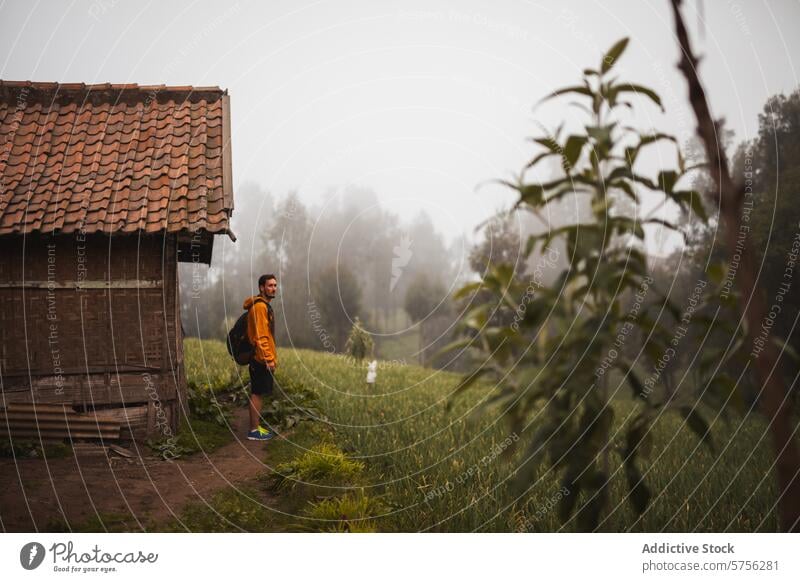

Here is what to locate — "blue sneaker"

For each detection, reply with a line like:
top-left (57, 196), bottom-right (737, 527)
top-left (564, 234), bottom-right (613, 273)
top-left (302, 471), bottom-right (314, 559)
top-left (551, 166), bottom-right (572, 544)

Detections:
top-left (247, 426), bottom-right (275, 441)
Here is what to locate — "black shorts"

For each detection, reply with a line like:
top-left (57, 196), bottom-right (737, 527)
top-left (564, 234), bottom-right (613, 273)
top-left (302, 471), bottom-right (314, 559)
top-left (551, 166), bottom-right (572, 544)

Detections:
top-left (248, 360), bottom-right (274, 396)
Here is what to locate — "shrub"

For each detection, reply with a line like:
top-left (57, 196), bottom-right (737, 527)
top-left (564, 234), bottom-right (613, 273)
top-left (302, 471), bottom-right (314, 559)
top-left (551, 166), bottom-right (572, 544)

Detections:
top-left (303, 491), bottom-right (385, 532)
top-left (274, 442), bottom-right (364, 489)
top-left (260, 386), bottom-right (325, 432)
top-left (344, 316), bottom-right (374, 362)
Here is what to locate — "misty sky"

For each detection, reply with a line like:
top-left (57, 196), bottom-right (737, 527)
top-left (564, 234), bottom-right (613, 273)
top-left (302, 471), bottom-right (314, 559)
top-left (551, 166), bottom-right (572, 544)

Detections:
top-left (2, 0), bottom-right (798, 250)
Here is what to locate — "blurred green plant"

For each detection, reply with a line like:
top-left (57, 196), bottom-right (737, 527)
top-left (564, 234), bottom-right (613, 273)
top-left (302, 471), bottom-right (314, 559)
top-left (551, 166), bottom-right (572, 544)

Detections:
top-left (439, 37), bottom-right (745, 530)
top-left (344, 316), bottom-right (374, 362)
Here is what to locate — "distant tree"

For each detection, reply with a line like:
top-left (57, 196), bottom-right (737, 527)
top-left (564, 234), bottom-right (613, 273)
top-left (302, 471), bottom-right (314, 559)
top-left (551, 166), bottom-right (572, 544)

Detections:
top-left (404, 272), bottom-right (448, 365)
top-left (468, 211), bottom-right (527, 278)
top-left (313, 264), bottom-right (362, 350)
top-left (744, 88), bottom-right (800, 361)
top-left (404, 272), bottom-right (444, 324)
top-left (462, 211), bottom-right (531, 332)
top-left (268, 192), bottom-right (315, 347)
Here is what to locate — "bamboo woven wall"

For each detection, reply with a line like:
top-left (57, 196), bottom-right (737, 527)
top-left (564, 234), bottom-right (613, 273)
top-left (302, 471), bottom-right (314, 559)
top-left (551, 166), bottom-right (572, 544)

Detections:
top-left (0, 232), bottom-right (185, 439)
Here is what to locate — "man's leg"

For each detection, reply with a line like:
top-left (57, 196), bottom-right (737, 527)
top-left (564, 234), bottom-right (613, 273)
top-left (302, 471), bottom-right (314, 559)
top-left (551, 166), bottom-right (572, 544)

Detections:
top-left (248, 360), bottom-right (266, 431)
top-left (249, 392), bottom-right (263, 432)
top-left (247, 360), bottom-right (274, 437)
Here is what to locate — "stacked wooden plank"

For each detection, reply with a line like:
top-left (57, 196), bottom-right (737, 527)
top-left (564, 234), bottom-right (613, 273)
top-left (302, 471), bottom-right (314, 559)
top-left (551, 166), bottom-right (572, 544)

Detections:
top-left (0, 403), bottom-right (121, 441)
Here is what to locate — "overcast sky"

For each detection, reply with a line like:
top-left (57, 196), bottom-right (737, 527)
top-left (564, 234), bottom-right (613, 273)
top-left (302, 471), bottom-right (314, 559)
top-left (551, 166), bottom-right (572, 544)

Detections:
top-left (2, 0), bottom-right (798, 249)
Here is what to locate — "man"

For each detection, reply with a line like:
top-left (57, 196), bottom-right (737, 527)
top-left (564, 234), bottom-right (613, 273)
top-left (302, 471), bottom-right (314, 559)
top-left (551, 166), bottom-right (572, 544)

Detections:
top-left (243, 273), bottom-right (279, 441)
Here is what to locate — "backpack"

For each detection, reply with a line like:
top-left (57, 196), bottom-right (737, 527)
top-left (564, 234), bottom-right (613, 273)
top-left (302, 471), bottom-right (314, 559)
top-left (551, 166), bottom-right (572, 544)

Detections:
top-left (226, 298), bottom-right (266, 365)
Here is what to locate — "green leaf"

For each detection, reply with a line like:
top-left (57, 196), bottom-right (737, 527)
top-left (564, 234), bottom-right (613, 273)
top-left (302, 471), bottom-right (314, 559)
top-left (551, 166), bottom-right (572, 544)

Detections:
top-left (623, 133), bottom-right (676, 168)
top-left (541, 84), bottom-right (594, 103)
top-left (448, 367), bottom-right (491, 407)
top-left (520, 299), bottom-right (548, 329)
top-left (624, 459), bottom-right (651, 514)
top-left (656, 292), bottom-right (684, 322)
top-left (525, 150), bottom-right (556, 169)
top-left (524, 234), bottom-right (538, 258)
top-left (532, 136), bottom-right (562, 152)
top-left (453, 281), bottom-right (483, 300)
top-left (612, 179), bottom-right (639, 203)
top-left (511, 425), bottom-right (553, 493)
top-left (601, 37), bottom-right (629, 74)
top-left (462, 303), bottom-right (491, 331)
top-left (519, 183), bottom-right (544, 207)
top-left (640, 132), bottom-right (677, 147)
top-left (611, 216), bottom-right (645, 239)
top-left (703, 373), bottom-right (744, 414)
top-left (608, 166), bottom-right (658, 190)
top-left (673, 190), bottom-right (708, 222)
top-left (657, 170), bottom-right (679, 193)
top-left (626, 412), bottom-right (653, 458)
top-left (429, 337), bottom-right (474, 362)
top-left (616, 359), bottom-right (649, 400)
top-left (613, 83), bottom-right (664, 111)
top-left (587, 123), bottom-right (615, 141)
top-left (544, 184), bottom-right (595, 205)
top-left (562, 135), bottom-right (587, 169)
top-left (488, 263), bottom-right (515, 291)
top-left (576, 471), bottom-right (609, 531)
top-left (678, 405), bottom-right (715, 452)
top-left (558, 475), bottom-right (582, 522)
top-left (706, 261), bottom-right (727, 285)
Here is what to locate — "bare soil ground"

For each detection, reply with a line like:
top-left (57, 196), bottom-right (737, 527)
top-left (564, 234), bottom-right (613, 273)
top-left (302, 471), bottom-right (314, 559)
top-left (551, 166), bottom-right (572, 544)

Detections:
top-left (0, 409), bottom-right (275, 532)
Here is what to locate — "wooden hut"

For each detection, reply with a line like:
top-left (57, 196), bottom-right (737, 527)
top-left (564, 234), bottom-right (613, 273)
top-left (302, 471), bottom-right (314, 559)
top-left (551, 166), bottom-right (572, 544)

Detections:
top-left (0, 81), bottom-right (235, 441)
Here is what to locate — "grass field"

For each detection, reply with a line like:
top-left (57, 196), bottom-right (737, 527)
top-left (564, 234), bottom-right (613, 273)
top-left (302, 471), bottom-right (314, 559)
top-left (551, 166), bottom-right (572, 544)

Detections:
top-left (184, 337), bottom-right (249, 393)
top-left (181, 339), bottom-right (780, 532)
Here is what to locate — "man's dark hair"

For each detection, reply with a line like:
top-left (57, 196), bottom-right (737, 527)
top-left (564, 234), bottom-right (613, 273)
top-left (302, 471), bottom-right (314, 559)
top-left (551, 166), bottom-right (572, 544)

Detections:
top-left (258, 274), bottom-right (277, 288)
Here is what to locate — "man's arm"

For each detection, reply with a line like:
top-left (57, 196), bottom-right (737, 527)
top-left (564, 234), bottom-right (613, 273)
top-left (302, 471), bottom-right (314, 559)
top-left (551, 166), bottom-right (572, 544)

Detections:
top-left (252, 302), bottom-right (276, 367)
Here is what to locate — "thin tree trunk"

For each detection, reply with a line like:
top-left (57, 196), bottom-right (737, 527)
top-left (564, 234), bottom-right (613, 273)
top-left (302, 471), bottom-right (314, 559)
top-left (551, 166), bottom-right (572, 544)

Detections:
top-left (669, 0), bottom-right (800, 531)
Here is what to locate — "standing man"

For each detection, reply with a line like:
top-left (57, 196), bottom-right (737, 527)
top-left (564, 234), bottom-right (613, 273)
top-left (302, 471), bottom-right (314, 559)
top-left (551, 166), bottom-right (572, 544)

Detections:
top-left (243, 273), bottom-right (279, 441)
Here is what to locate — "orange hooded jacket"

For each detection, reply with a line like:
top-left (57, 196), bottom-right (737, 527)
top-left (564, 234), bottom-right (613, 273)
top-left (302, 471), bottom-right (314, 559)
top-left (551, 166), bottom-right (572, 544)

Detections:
top-left (243, 295), bottom-right (277, 367)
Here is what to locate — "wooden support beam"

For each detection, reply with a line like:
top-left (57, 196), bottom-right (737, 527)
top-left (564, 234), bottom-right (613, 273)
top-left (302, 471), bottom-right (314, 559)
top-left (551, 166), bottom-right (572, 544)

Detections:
top-left (0, 280), bottom-right (162, 289)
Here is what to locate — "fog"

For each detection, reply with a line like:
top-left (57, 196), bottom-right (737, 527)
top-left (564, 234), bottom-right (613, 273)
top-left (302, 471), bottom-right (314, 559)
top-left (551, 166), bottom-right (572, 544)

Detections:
top-left (2, 0), bottom-right (798, 363)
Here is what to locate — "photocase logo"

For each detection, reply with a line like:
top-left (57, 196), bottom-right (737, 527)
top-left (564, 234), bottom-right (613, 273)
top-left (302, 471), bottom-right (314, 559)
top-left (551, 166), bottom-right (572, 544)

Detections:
top-left (20, 542), bottom-right (46, 570)
top-left (390, 233), bottom-right (413, 291)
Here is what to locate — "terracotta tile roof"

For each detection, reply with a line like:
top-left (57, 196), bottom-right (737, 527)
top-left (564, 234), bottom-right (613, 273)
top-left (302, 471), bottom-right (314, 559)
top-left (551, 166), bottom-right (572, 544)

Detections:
top-left (0, 81), bottom-right (234, 237)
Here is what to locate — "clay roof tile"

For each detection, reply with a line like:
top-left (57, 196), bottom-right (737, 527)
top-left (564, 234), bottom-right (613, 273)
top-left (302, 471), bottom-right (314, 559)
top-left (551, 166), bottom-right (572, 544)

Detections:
top-left (0, 80), bottom-right (233, 237)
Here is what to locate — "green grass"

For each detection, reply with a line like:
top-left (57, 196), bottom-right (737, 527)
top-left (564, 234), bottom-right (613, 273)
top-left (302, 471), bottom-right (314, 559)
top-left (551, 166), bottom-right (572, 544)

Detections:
top-left (184, 337), bottom-right (249, 393)
top-left (274, 442), bottom-right (365, 490)
top-left (374, 328), bottom-right (419, 364)
top-left (181, 339), bottom-right (781, 532)
top-left (163, 486), bottom-right (273, 533)
top-left (164, 421), bottom-right (334, 532)
top-left (303, 491), bottom-right (386, 532)
top-left (147, 407), bottom-right (236, 460)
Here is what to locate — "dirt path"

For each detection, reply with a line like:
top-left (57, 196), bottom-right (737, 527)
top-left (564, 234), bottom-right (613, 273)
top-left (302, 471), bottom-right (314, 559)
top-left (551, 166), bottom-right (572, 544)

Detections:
top-left (0, 409), bottom-right (277, 532)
